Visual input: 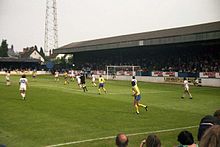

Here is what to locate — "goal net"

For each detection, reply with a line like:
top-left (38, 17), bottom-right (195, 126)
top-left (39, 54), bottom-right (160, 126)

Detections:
top-left (106, 65), bottom-right (141, 80)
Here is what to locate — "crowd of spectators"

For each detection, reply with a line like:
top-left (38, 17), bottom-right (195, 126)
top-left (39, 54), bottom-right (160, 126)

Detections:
top-left (75, 47), bottom-right (220, 72)
top-left (1, 45), bottom-right (219, 73)
top-left (115, 109), bottom-right (220, 147)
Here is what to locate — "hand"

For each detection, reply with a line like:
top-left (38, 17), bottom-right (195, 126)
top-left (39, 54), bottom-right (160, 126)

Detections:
top-left (139, 139), bottom-right (146, 147)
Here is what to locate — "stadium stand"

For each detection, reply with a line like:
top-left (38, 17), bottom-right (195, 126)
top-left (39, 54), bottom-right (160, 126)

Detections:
top-left (0, 57), bottom-right (41, 71)
top-left (54, 21), bottom-right (220, 73)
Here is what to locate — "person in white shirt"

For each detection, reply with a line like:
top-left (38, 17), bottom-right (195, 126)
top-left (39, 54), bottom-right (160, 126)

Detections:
top-left (5, 71), bottom-right (11, 86)
top-left (181, 77), bottom-right (192, 99)
top-left (54, 71), bottom-right (59, 81)
top-left (19, 74), bottom-right (28, 100)
top-left (91, 73), bottom-right (97, 87)
top-left (76, 74), bottom-right (82, 88)
top-left (70, 70), bottom-right (75, 81)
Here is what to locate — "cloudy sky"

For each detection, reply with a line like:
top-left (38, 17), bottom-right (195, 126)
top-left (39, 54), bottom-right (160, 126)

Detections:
top-left (0, 0), bottom-right (220, 52)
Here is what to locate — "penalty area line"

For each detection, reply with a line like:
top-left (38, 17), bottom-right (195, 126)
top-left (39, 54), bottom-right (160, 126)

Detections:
top-left (45, 125), bottom-right (198, 147)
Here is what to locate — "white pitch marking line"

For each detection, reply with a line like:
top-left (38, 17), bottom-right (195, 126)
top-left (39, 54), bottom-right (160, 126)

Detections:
top-left (45, 125), bottom-right (198, 147)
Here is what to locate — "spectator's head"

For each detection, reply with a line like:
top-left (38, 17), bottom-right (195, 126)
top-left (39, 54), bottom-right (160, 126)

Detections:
top-left (177, 130), bottom-right (194, 145)
top-left (115, 133), bottom-right (128, 147)
top-left (214, 109), bottom-right (220, 120)
top-left (198, 114), bottom-right (220, 141)
top-left (199, 125), bottom-right (220, 147)
top-left (143, 134), bottom-right (161, 147)
top-left (213, 109), bottom-right (220, 125)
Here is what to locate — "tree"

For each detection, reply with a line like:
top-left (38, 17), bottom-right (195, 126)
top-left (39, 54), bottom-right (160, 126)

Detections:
top-left (39, 47), bottom-right (45, 58)
top-left (0, 39), bottom-right (9, 57)
top-left (34, 45), bottom-right (38, 50)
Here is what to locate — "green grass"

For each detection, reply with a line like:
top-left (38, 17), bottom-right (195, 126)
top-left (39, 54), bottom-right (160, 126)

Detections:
top-left (0, 75), bottom-right (219, 147)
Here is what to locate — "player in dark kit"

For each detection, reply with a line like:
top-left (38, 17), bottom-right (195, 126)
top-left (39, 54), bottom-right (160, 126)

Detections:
top-left (80, 73), bottom-right (88, 92)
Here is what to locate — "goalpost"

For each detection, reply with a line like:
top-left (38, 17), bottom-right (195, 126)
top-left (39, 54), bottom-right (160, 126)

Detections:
top-left (106, 65), bottom-right (141, 80)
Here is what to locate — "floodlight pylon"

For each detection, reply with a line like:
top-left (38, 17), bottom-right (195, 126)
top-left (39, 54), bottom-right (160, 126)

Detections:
top-left (44, 0), bottom-right (58, 56)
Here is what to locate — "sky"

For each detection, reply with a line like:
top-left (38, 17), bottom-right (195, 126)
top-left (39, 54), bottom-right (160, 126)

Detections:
top-left (0, 0), bottom-right (220, 52)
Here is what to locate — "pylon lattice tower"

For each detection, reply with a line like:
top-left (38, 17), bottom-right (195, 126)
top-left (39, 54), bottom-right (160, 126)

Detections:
top-left (44, 0), bottom-right (58, 56)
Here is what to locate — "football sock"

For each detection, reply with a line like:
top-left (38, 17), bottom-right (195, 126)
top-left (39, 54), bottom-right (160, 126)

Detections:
top-left (135, 104), bottom-right (139, 113)
top-left (189, 93), bottom-right (192, 98)
top-left (98, 89), bottom-right (101, 94)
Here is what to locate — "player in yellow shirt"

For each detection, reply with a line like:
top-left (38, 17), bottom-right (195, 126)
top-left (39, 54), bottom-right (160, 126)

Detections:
top-left (131, 81), bottom-right (148, 114)
top-left (64, 71), bottom-right (69, 85)
top-left (98, 75), bottom-right (107, 94)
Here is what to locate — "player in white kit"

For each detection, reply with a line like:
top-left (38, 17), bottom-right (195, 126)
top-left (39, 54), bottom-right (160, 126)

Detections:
top-left (181, 77), bottom-right (192, 99)
top-left (91, 73), bottom-right (97, 86)
top-left (76, 74), bottom-right (82, 88)
top-left (70, 70), bottom-right (75, 81)
top-left (19, 74), bottom-right (28, 100)
top-left (54, 71), bottom-right (59, 81)
top-left (5, 71), bottom-right (11, 86)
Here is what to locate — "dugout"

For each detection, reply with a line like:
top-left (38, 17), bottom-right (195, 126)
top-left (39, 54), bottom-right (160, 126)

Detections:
top-left (54, 21), bottom-right (220, 72)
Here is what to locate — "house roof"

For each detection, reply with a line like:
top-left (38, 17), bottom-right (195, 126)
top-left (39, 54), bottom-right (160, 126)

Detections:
top-left (20, 48), bottom-right (44, 59)
top-left (20, 48), bottom-right (35, 58)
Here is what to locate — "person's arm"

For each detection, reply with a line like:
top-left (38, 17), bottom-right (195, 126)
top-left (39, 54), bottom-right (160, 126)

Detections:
top-left (139, 139), bottom-right (146, 147)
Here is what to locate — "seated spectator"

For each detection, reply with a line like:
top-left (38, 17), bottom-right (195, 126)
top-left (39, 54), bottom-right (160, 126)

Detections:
top-left (115, 133), bottom-right (128, 147)
top-left (199, 125), bottom-right (220, 147)
top-left (176, 130), bottom-right (198, 147)
top-left (140, 134), bottom-right (161, 147)
top-left (213, 109), bottom-right (220, 124)
top-left (198, 109), bottom-right (220, 141)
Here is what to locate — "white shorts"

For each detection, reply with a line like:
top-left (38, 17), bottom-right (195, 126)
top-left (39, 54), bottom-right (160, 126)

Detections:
top-left (77, 78), bottom-right (81, 84)
top-left (185, 86), bottom-right (189, 91)
top-left (20, 85), bottom-right (27, 91)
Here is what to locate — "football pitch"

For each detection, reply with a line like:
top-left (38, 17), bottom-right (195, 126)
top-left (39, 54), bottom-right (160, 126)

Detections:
top-left (0, 75), bottom-right (219, 147)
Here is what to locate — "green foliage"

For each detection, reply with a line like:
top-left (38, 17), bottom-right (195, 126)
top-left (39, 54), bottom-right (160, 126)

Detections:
top-left (0, 75), bottom-right (219, 147)
top-left (0, 39), bottom-right (9, 57)
top-left (53, 55), bottom-right (73, 69)
top-left (39, 47), bottom-right (46, 59)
